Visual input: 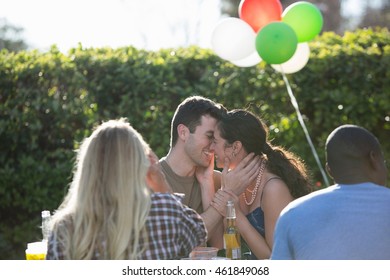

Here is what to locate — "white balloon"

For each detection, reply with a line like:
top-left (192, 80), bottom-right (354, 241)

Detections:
top-left (229, 51), bottom-right (262, 67)
top-left (271, 43), bottom-right (310, 74)
top-left (211, 17), bottom-right (256, 61)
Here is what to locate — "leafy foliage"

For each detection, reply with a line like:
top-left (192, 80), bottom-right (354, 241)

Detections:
top-left (0, 27), bottom-right (389, 259)
top-left (0, 18), bottom-right (28, 52)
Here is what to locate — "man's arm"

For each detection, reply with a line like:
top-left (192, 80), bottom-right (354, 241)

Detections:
top-left (200, 205), bottom-right (224, 248)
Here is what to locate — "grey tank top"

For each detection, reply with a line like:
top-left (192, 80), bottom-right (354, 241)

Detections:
top-left (159, 158), bottom-right (203, 214)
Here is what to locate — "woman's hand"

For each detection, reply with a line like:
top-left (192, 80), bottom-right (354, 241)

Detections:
top-left (146, 151), bottom-right (172, 193)
top-left (196, 153), bottom-right (218, 211)
top-left (195, 153), bottom-right (215, 190)
top-left (222, 153), bottom-right (261, 195)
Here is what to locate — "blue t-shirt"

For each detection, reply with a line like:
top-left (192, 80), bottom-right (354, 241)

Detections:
top-left (271, 183), bottom-right (390, 260)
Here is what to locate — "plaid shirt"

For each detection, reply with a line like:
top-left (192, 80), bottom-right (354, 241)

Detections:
top-left (46, 193), bottom-right (207, 259)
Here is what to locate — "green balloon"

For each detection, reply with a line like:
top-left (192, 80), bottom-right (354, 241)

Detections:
top-left (255, 22), bottom-right (298, 65)
top-left (282, 1), bottom-right (323, 42)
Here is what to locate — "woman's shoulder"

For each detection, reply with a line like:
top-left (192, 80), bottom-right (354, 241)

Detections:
top-left (262, 171), bottom-right (286, 188)
top-left (261, 172), bottom-right (291, 199)
top-left (151, 192), bottom-right (195, 212)
top-left (149, 193), bottom-right (202, 221)
top-left (151, 192), bottom-right (182, 205)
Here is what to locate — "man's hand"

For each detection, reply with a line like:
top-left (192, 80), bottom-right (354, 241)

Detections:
top-left (222, 153), bottom-right (261, 195)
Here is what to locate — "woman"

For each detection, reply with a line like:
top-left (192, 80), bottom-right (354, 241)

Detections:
top-left (210, 109), bottom-right (312, 259)
top-left (46, 118), bottom-right (206, 259)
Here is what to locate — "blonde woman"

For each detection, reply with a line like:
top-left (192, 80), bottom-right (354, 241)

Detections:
top-left (46, 119), bottom-right (206, 259)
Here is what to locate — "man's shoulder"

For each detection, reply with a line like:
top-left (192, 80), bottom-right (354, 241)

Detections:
top-left (281, 186), bottom-right (336, 215)
top-left (159, 157), bottom-right (168, 167)
top-left (159, 157), bottom-right (175, 176)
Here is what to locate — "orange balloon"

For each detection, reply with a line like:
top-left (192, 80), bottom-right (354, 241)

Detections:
top-left (239, 0), bottom-right (283, 32)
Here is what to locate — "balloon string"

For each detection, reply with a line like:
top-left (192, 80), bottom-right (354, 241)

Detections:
top-left (280, 69), bottom-right (330, 187)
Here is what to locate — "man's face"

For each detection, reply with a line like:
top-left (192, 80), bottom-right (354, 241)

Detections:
top-left (184, 115), bottom-right (217, 168)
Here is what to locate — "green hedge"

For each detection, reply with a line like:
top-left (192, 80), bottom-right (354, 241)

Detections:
top-left (0, 27), bottom-right (389, 259)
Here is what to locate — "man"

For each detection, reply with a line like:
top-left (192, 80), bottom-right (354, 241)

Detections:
top-left (160, 96), bottom-right (261, 247)
top-left (271, 124), bottom-right (390, 259)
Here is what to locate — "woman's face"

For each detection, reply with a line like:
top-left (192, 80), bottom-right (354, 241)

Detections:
top-left (211, 127), bottom-right (235, 169)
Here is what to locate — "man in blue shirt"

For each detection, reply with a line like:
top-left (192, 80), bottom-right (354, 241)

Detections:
top-left (271, 124), bottom-right (389, 259)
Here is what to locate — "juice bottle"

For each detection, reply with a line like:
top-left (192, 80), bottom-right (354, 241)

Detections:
top-left (223, 200), bottom-right (241, 259)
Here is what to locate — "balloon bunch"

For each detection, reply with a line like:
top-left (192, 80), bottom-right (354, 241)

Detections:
top-left (211, 0), bottom-right (323, 73)
top-left (211, 0), bottom-right (330, 186)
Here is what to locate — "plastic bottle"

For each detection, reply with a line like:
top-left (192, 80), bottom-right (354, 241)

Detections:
top-left (41, 210), bottom-right (51, 241)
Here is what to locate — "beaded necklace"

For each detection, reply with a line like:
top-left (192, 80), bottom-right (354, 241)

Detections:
top-left (243, 159), bottom-right (267, 206)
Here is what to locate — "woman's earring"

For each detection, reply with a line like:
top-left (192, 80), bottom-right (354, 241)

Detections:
top-left (232, 152), bottom-right (236, 158)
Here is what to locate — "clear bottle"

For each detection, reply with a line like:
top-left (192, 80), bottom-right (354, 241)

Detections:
top-left (223, 200), bottom-right (241, 260)
top-left (41, 210), bottom-right (51, 241)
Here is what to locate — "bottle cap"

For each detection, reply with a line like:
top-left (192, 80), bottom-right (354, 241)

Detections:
top-left (41, 210), bottom-right (50, 218)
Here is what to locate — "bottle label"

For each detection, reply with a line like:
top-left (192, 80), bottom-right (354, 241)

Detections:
top-left (223, 233), bottom-right (241, 260)
top-left (232, 248), bottom-right (241, 260)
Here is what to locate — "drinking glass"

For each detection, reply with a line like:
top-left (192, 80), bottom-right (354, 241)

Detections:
top-left (25, 241), bottom-right (47, 260)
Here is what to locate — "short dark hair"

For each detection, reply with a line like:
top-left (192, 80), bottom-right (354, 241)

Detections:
top-left (326, 124), bottom-right (382, 179)
top-left (170, 96), bottom-right (226, 147)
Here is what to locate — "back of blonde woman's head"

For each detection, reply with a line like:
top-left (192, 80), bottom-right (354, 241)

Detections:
top-left (52, 118), bottom-right (152, 259)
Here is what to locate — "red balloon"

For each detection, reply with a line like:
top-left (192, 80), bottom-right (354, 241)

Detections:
top-left (239, 0), bottom-right (283, 32)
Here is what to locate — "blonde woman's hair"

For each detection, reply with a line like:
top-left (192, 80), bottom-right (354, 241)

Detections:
top-left (50, 118), bottom-right (152, 259)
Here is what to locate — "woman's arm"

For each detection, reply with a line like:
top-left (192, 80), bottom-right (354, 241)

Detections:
top-left (261, 179), bottom-right (293, 249)
top-left (196, 154), bottom-right (219, 211)
top-left (211, 189), bottom-right (271, 259)
top-left (224, 179), bottom-right (293, 259)
top-left (146, 152), bottom-right (173, 193)
top-left (235, 208), bottom-right (271, 259)
top-left (195, 156), bottom-right (225, 248)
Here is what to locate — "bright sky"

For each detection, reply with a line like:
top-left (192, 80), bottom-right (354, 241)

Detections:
top-left (0, 0), bottom-right (369, 53)
top-left (0, 0), bottom-right (222, 52)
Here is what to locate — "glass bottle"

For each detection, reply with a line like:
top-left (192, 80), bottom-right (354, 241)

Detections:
top-left (41, 210), bottom-right (51, 241)
top-left (223, 200), bottom-right (241, 260)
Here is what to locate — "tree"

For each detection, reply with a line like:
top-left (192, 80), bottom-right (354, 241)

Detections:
top-left (281, 0), bottom-right (342, 33)
top-left (0, 18), bottom-right (28, 52)
top-left (358, 0), bottom-right (390, 29)
top-left (220, 0), bottom-right (241, 17)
